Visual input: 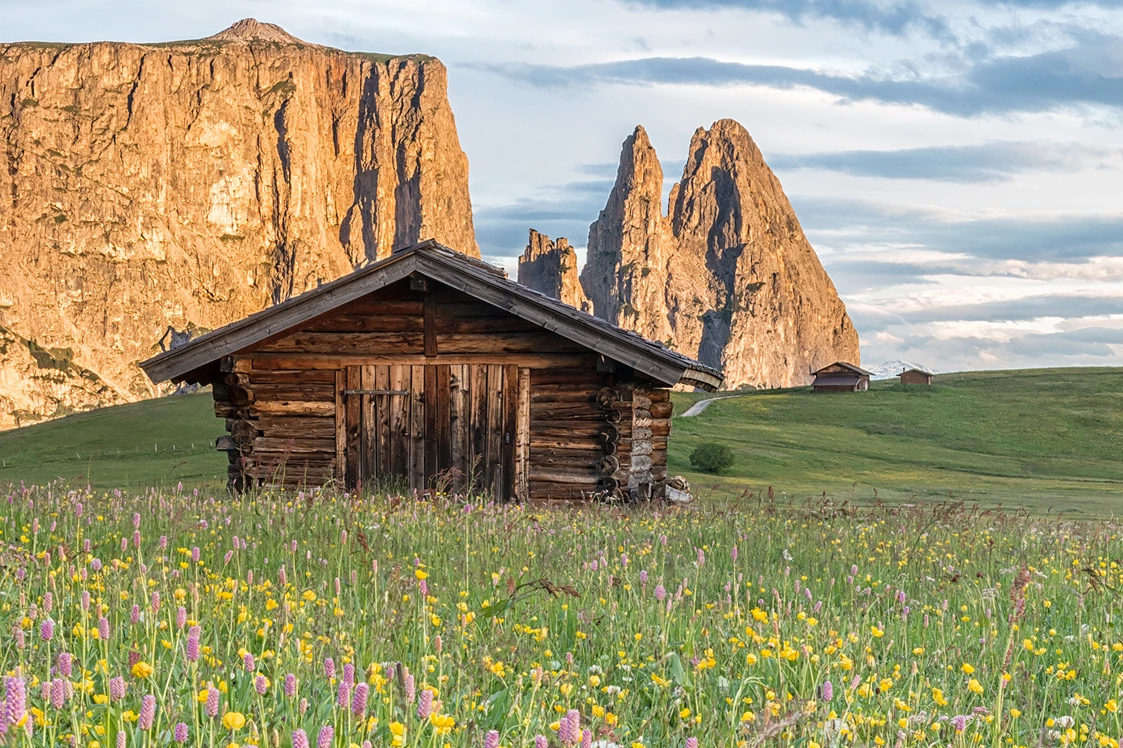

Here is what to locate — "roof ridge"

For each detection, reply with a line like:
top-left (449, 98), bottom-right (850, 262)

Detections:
top-left (141, 240), bottom-right (723, 389)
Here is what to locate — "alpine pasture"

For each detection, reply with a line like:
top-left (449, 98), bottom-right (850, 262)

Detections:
top-left (1, 369), bottom-right (1122, 747)
top-left (2, 486), bottom-right (1120, 748)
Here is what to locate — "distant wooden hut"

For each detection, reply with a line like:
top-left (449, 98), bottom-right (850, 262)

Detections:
top-left (811, 362), bottom-right (871, 393)
top-left (140, 240), bottom-right (723, 501)
top-left (899, 368), bottom-right (933, 385)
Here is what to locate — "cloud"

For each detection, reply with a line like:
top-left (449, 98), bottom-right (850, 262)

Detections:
top-left (622, 0), bottom-right (949, 37)
top-left (819, 259), bottom-right (944, 293)
top-left (861, 324), bottom-right (1123, 372)
top-left (473, 176), bottom-right (614, 257)
top-left (979, 0), bottom-right (1123, 10)
top-left (1005, 326), bottom-right (1123, 357)
top-left (769, 142), bottom-right (1123, 183)
top-left (794, 197), bottom-right (1123, 262)
top-left (897, 294), bottom-right (1123, 324)
top-left (476, 43), bottom-right (1123, 117)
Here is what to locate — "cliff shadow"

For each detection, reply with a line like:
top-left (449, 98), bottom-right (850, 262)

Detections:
top-left (697, 306), bottom-right (732, 371)
top-left (695, 167), bottom-right (746, 371)
top-left (339, 72), bottom-right (381, 262)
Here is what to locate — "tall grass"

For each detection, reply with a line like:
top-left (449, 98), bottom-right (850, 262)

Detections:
top-left (0, 485), bottom-right (1119, 747)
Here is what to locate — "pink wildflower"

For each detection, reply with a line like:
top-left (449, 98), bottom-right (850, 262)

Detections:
top-left (351, 683), bottom-right (369, 717)
top-left (109, 677), bottom-right (126, 702)
top-left (139, 695), bottom-right (156, 730)
top-left (205, 686), bottom-right (219, 718)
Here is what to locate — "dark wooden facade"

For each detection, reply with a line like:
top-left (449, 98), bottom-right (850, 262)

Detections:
top-left (811, 362), bottom-right (871, 393)
top-left (141, 241), bottom-right (720, 501)
top-left (899, 368), bottom-right (933, 385)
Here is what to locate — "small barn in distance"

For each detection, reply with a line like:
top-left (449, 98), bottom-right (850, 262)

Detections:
top-left (899, 368), bottom-right (933, 385)
top-left (811, 362), bottom-right (871, 393)
top-left (140, 240), bottom-right (722, 502)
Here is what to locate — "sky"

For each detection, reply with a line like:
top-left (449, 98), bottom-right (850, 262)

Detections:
top-left (3, 0), bottom-right (1123, 372)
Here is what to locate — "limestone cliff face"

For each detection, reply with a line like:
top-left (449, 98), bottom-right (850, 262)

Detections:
top-left (584, 120), bottom-right (859, 389)
top-left (0, 19), bottom-right (477, 428)
top-left (517, 230), bottom-right (590, 312)
top-left (582, 127), bottom-right (675, 345)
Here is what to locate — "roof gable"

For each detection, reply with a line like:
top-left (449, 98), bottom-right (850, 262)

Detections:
top-left (814, 361), bottom-right (872, 377)
top-left (140, 240), bottom-right (723, 390)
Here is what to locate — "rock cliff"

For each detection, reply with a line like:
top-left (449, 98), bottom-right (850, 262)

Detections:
top-left (517, 229), bottom-right (590, 312)
top-left (582, 127), bottom-right (675, 345)
top-left (583, 121), bottom-right (859, 389)
top-left (0, 20), bottom-right (477, 428)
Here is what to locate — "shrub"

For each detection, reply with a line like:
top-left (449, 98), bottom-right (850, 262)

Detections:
top-left (690, 442), bottom-right (735, 474)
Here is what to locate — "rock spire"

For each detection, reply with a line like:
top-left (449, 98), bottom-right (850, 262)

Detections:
top-left (582, 119), bottom-right (860, 388)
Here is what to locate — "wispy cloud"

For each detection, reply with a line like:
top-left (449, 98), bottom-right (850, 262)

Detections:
top-left (1005, 326), bottom-right (1123, 357)
top-left (770, 142), bottom-right (1123, 182)
top-left (476, 43), bottom-right (1123, 116)
top-left (894, 294), bottom-right (1123, 324)
top-left (795, 197), bottom-right (1123, 262)
top-left (623, 0), bottom-right (950, 38)
top-left (473, 176), bottom-right (614, 257)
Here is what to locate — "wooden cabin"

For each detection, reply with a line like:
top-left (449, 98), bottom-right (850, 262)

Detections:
top-left (899, 368), bottom-right (933, 385)
top-left (811, 362), bottom-right (871, 393)
top-left (140, 240), bottom-right (722, 502)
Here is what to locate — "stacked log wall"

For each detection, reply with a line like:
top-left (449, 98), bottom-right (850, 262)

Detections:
top-left (526, 367), bottom-right (613, 501)
top-left (649, 388), bottom-right (672, 498)
top-left (213, 356), bottom-right (339, 491)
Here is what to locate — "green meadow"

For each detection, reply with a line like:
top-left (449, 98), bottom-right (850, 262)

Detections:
top-left (0, 392), bottom-right (225, 490)
top-left (2, 367), bottom-right (1122, 513)
top-left (670, 367), bottom-right (1123, 514)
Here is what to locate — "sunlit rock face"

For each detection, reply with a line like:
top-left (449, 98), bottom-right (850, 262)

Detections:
top-left (0, 20), bottom-right (478, 427)
top-left (583, 120), bottom-right (860, 389)
top-left (517, 229), bottom-right (590, 313)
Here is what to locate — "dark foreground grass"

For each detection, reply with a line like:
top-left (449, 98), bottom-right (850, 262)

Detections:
top-left (2, 367), bottom-right (1122, 512)
top-left (670, 367), bottom-right (1123, 514)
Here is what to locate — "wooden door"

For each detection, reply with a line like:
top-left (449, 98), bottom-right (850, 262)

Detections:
top-left (337, 364), bottom-right (415, 491)
top-left (336, 364), bottom-right (528, 499)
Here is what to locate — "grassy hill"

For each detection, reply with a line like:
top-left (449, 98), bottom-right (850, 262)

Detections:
top-left (0, 392), bottom-right (226, 490)
top-left (669, 367), bottom-right (1123, 515)
top-left (1, 367), bottom-right (1122, 513)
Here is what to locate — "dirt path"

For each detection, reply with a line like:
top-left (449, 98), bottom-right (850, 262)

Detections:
top-left (678, 394), bottom-right (753, 417)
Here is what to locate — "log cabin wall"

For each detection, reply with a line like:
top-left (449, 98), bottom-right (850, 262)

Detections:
top-left (211, 278), bottom-right (675, 499)
top-left (527, 367), bottom-right (613, 501)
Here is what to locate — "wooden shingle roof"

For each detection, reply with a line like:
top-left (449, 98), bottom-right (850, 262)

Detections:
top-left (814, 361), bottom-right (872, 377)
top-left (140, 240), bottom-right (724, 391)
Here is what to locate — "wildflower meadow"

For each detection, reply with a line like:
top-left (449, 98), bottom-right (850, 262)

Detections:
top-left (1, 486), bottom-right (1121, 748)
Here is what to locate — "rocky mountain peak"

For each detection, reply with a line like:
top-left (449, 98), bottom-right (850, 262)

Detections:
top-left (581, 126), bottom-right (675, 344)
top-left (583, 119), bottom-right (860, 389)
top-left (0, 23), bottom-right (476, 428)
top-left (206, 18), bottom-right (307, 44)
top-left (614, 125), bottom-right (663, 200)
top-left (517, 230), bottom-right (591, 312)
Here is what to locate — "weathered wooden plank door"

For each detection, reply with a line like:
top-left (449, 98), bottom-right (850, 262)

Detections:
top-left (337, 364), bottom-right (529, 500)
top-left (338, 364), bottom-right (415, 490)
